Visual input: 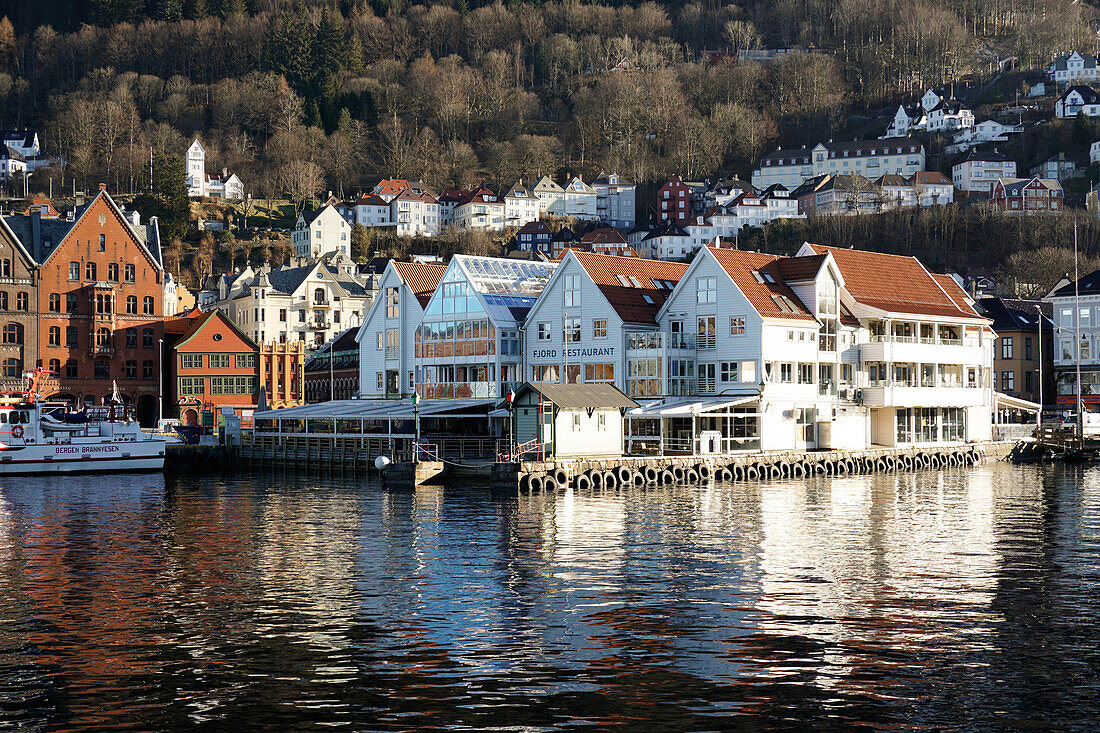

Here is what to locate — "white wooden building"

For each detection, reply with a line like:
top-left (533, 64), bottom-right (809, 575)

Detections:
top-left (293, 205), bottom-right (352, 260)
top-left (356, 260), bottom-right (446, 398)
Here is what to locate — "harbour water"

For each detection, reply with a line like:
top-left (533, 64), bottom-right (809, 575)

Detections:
top-left (1, 464), bottom-right (1099, 730)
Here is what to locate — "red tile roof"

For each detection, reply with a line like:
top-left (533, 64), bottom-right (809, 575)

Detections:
top-left (393, 261), bottom-right (446, 309)
top-left (580, 227), bottom-right (628, 245)
top-left (570, 250), bottom-right (688, 324)
top-left (708, 248), bottom-right (816, 322)
top-left (776, 254), bottom-right (827, 282)
top-left (805, 244), bottom-right (982, 319)
top-left (353, 193), bottom-right (389, 206)
top-left (374, 179), bottom-right (408, 197)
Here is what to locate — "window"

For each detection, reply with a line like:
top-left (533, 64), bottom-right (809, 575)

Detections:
top-left (180, 376), bottom-right (204, 394)
top-left (385, 287), bottom-right (399, 317)
top-left (69, 262), bottom-right (79, 281)
top-left (125, 264), bottom-right (135, 282)
top-left (142, 328), bottom-right (154, 348)
top-left (209, 354), bottom-right (230, 369)
top-left (66, 327), bottom-right (77, 347)
top-left (697, 316), bottom-right (716, 349)
top-left (126, 295), bottom-right (138, 314)
top-left (1001, 370), bottom-right (1015, 390)
top-left (0, 292), bottom-right (6, 310)
top-left (86, 262), bottom-right (96, 281)
top-left (237, 353), bottom-right (256, 369)
top-left (1025, 337), bottom-right (1033, 361)
top-left (593, 319), bottom-right (607, 338)
top-left (564, 317), bottom-right (580, 342)
top-left (584, 363), bottom-right (615, 382)
top-left (1025, 370), bottom-right (1034, 392)
top-left (538, 322), bottom-right (551, 341)
top-left (0, 259), bottom-right (8, 277)
top-left (1001, 337), bottom-right (1013, 359)
top-left (780, 363), bottom-right (793, 383)
top-left (94, 360), bottom-right (109, 379)
top-left (125, 360), bottom-right (137, 379)
top-left (376, 332), bottom-right (384, 349)
top-left (696, 277), bottom-right (716, 304)
top-left (49, 293), bottom-right (60, 312)
top-left (279, 308), bottom-right (287, 322)
top-left (212, 376), bottom-right (257, 394)
top-left (125, 328), bottom-right (137, 348)
top-left (48, 358), bottom-right (60, 374)
top-left (2, 323), bottom-right (22, 344)
top-left (48, 326), bottom-right (60, 346)
top-left (108, 263), bottom-right (118, 281)
top-left (143, 296), bottom-right (155, 315)
top-left (798, 363), bottom-right (814, 384)
top-left (182, 354), bottom-right (203, 369)
top-left (532, 364), bottom-right (560, 382)
top-left (2, 358), bottom-right (20, 377)
top-left (298, 310), bottom-right (305, 323)
top-left (95, 293), bottom-right (111, 314)
top-left (65, 359), bottom-right (77, 378)
top-left (143, 360), bottom-right (154, 379)
top-left (66, 294), bottom-right (78, 313)
top-left (730, 316), bottom-right (745, 335)
top-left (99, 234), bottom-right (106, 251)
top-left (720, 362), bottom-right (739, 382)
top-left (16, 292), bottom-right (27, 311)
top-left (564, 274), bottom-right (580, 307)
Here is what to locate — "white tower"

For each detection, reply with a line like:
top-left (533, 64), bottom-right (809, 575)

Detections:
top-left (186, 139), bottom-right (206, 197)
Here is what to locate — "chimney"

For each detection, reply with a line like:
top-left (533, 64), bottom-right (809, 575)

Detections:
top-left (30, 209), bottom-right (42, 262)
top-left (98, 183), bottom-right (107, 192)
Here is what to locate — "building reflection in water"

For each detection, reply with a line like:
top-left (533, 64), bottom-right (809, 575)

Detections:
top-left (0, 464), bottom-right (1095, 729)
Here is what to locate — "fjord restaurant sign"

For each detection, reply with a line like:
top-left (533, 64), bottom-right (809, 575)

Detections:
top-left (531, 347), bottom-right (616, 359)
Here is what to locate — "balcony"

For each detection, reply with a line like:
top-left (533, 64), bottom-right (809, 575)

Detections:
top-left (311, 298), bottom-right (331, 309)
top-left (626, 332), bottom-right (696, 353)
top-left (309, 320), bottom-right (331, 331)
top-left (90, 345), bottom-right (114, 358)
top-left (861, 336), bottom-right (986, 365)
top-left (859, 384), bottom-right (985, 408)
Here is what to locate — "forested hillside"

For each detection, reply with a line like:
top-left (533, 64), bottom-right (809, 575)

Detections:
top-left (0, 0), bottom-right (1095, 199)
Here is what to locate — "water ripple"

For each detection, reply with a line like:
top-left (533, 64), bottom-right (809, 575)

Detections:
top-left (2, 464), bottom-right (1100, 729)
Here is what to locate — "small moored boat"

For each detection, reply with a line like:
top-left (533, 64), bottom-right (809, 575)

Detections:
top-left (0, 370), bottom-right (177, 475)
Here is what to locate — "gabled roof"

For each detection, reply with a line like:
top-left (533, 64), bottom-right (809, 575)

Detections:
top-left (875, 173), bottom-right (910, 187)
top-left (1061, 84), bottom-right (1100, 104)
top-left (975, 297), bottom-right (1053, 331)
top-left (776, 254), bottom-right (827, 282)
top-left (707, 248), bottom-right (816, 322)
top-left (374, 178), bottom-right (409, 197)
top-left (580, 227), bottom-right (627, 245)
top-left (517, 221), bottom-right (551, 236)
top-left (168, 308), bottom-right (257, 350)
top-left (551, 226), bottom-right (578, 242)
top-left (0, 129), bottom-right (38, 147)
top-left (392, 261), bottom-right (447, 308)
top-left (512, 381), bottom-right (637, 410)
top-left (910, 171), bottom-right (952, 185)
top-left (995, 177), bottom-right (1063, 195)
top-left (505, 182), bottom-right (534, 198)
top-left (569, 250), bottom-right (688, 325)
top-left (1, 145), bottom-right (25, 161)
top-left (460, 187), bottom-right (501, 205)
top-left (590, 173), bottom-right (634, 187)
top-left (1049, 269), bottom-right (1100, 298)
top-left (267, 265), bottom-right (314, 294)
top-left (803, 243), bottom-right (983, 320)
top-left (958, 148), bottom-right (1013, 164)
top-left (2, 188), bottom-right (162, 269)
top-left (353, 193), bottom-right (389, 206)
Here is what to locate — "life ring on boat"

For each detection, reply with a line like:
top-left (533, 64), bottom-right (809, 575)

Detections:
top-left (10, 425), bottom-right (23, 439)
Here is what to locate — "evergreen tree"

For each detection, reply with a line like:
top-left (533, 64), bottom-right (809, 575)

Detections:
top-left (132, 152), bottom-right (190, 243)
top-left (151, 0), bottom-right (183, 22)
top-left (303, 99), bottom-right (322, 130)
top-left (185, 0), bottom-right (208, 19)
top-left (261, 0), bottom-right (314, 92)
top-left (212, 0), bottom-right (246, 18)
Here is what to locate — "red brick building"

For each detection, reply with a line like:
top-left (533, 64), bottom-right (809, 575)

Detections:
top-left (655, 175), bottom-right (693, 225)
top-left (3, 185), bottom-right (164, 423)
top-left (164, 309), bottom-right (258, 425)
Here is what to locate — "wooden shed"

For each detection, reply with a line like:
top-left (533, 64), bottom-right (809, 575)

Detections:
top-left (511, 382), bottom-right (638, 459)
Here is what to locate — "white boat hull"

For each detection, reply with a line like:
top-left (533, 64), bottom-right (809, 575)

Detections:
top-left (0, 440), bottom-right (170, 475)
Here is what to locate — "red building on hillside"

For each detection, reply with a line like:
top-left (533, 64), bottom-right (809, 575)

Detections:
top-left (655, 175), bottom-right (693, 225)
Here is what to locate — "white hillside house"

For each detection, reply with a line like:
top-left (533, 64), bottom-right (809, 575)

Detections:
top-left (294, 205), bottom-right (352, 259)
top-left (185, 139), bottom-right (245, 199)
